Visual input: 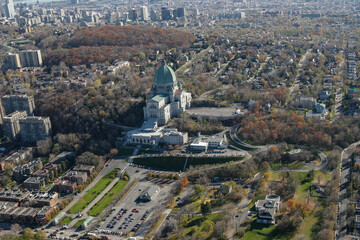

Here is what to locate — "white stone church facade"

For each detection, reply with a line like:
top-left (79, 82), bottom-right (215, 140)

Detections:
top-left (126, 63), bottom-right (191, 146)
top-left (143, 63), bottom-right (192, 126)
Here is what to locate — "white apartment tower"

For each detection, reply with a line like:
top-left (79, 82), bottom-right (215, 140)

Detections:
top-left (140, 6), bottom-right (149, 21)
top-left (20, 50), bottom-right (43, 67)
top-left (4, 0), bottom-right (15, 18)
top-left (3, 111), bottom-right (27, 140)
top-left (19, 116), bottom-right (52, 143)
top-left (3, 53), bottom-right (21, 69)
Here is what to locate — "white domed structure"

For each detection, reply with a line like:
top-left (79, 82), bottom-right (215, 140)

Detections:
top-left (143, 63), bottom-right (192, 126)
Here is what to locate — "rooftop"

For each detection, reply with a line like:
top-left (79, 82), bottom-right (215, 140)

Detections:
top-left (73, 164), bottom-right (95, 171)
top-left (154, 64), bottom-right (177, 85)
top-left (24, 177), bottom-right (44, 184)
top-left (150, 94), bottom-right (166, 103)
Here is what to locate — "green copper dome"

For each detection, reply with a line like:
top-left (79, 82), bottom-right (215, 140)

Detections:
top-left (154, 64), bottom-right (177, 85)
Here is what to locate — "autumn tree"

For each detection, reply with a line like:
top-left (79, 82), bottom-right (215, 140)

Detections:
top-left (179, 177), bottom-right (190, 191)
top-left (75, 152), bottom-right (100, 166)
top-left (37, 138), bottom-right (53, 156)
top-left (22, 228), bottom-right (34, 240)
top-left (109, 148), bottom-right (118, 156)
top-left (35, 230), bottom-right (47, 240)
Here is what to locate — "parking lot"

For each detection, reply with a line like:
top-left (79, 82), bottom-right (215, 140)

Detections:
top-left (95, 166), bottom-right (176, 238)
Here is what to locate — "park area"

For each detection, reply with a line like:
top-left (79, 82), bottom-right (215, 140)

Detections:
top-left (68, 169), bottom-right (120, 214)
top-left (242, 170), bottom-right (333, 240)
top-left (132, 156), bottom-right (245, 171)
top-left (168, 213), bottom-right (224, 239)
top-left (88, 179), bottom-right (129, 216)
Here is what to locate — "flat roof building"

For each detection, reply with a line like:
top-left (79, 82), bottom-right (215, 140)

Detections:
top-left (73, 164), bottom-right (95, 176)
top-left (0, 189), bottom-right (30, 202)
top-left (3, 111), bottom-right (27, 140)
top-left (2, 95), bottom-right (35, 116)
top-left (81, 216), bottom-right (94, 229)
top-left (19, 116), bottom-right (52, 143)
top-left (63, 171), bottom-right (88, 184)
top-left (3, 53), bottom-right (21, 69)
top-left (20, 50), bottom-right (43, 67)
top-left (23, 177), bottom-right (45, 190)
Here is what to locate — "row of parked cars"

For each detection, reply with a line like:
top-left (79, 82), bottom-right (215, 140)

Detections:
top-left (106, 208), bottom-right (128, 229)
top-left (97, 229), bottom-right (127, 237)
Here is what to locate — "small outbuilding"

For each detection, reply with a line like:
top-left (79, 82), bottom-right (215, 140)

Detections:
top-left (138, 186), bottom-right (160, 202)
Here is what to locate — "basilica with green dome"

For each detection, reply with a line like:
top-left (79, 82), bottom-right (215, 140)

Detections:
top-left (143, 63), bottom-right (192, 126)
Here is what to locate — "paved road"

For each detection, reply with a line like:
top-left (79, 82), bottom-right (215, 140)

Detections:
top-left (176, 45), bottom-right (212, 74)
top-left (150, 209), bottom-right (172, 240)
top-left (197, 85), bottom-right (231, 100)
top-left (228, 124), bottom-right (261, 150)
top-left (214, 55), bottom-right (235, 78)
top-left (245, 56), bottom-right (271, 83)
top-left (226, 173), bottom-right (262, 239)
top-left (288, 49), bottom-right (312, 104)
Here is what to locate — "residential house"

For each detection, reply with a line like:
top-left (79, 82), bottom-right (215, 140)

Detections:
top-left (54, 179), bottom-right (77, 194)
top-left (63, 171), bottom-right (88, 184)
top-left (23, 177), bottom-right (45, 190)
top-left (255, 194), bottom-right (281, 224)
top-left (72, 164), bottom-right (95, 176)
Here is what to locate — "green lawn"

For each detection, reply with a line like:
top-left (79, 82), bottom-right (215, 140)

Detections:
top-left (297, 213), bottom-right (318, 240)
top-left (60, 216), bottom-right (72, 225)
top-left (242, 220), bottom-right (293, 240)
top-left (87, 179), bottom-right (129, 216)
top-left (41, 157), bottom-right (49, 164)
top-left (293, 171), bottom-right (331, 201)
top-left (271, 161), bottom-right (307, 170)
top-left (74, 219), bottom-right (85, 228)
top-left (173, 212), bottom-right (223, 239)
top-left (294, 180), bottom-right (312, 201)
top-left (264, 170), bottom-right (330, 239)
top-left (68, 169), bottom-right (120, 214)
top-left (133, 156), bottom-right (244, 171)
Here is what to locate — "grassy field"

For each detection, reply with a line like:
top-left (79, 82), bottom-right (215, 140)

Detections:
top-left (60, 216), bottom-right (73, 225)
top-left (242, 220), bottom-right (293, 240)
top-left (74, 219), bottom-right (85, 228)
top-left (293, 171), bottom-right (330, 201)
top-left (297, 214), bottom-right (318, 239)
top-left (169, 213), bottom-right (223, 239)
top-left (88, 179), bottom-right (129, 216)
top-left (267, 170), bottom-right (331, 239)
top-left (133, 156), bottom-right (245, 171)
top-left (68, 169), bottom-right (120, 214)
top-left (270, 161), bottom-right (307, 170)
top-left (41, 157), bottom-right (49, 164)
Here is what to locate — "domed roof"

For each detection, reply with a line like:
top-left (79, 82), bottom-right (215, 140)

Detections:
top-left (154, 64), bottom-right (177, 85)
